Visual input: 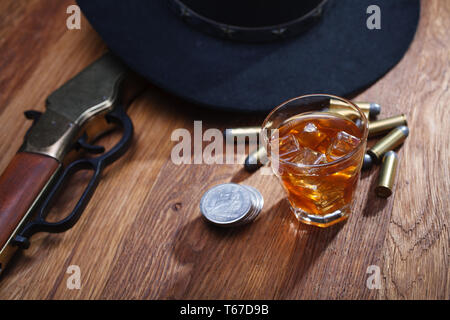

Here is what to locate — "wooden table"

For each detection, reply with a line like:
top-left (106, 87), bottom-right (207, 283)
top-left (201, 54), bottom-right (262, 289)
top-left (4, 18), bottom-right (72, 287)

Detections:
top-left (0, 0), bottom-right (448, 299)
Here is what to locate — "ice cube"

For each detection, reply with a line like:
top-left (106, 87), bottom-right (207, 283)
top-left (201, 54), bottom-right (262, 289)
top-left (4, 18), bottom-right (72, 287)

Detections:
top-left (271, 134), bottom-right (300, 161)
top-left (304, 123), bottom-right (317, 133)
top-left (314, 153), bottom-right (328, 165)
top-left (316, 189), bottom-right (345, 212)
top-left (295, 122), bottom-right (329, 152)
top-left (291, 147), bottom-right (327, 165)
top-left (327, 131), bottom-right (360, 160)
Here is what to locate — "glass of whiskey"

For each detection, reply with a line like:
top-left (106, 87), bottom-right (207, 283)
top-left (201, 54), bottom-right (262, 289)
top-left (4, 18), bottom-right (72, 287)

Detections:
top-left (261, 94), bottom-right (369, 227)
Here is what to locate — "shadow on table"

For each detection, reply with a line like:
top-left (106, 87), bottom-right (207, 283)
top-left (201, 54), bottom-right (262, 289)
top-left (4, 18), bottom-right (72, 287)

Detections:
top-left (168, 198), bottom-right (343, 299)
top-left (360, 166), bottom-right (389, 217)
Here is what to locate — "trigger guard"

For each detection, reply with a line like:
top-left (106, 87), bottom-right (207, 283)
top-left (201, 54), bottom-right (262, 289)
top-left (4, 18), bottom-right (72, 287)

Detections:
top-left (13, 105), bottom-right (133, 244)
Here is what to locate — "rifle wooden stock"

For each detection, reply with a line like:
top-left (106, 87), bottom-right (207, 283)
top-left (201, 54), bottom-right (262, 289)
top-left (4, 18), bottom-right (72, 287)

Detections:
top-left (0, 152), bottom-right (59, 249)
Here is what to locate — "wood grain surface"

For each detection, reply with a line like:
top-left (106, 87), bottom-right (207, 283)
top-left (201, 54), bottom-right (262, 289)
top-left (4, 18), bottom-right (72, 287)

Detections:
top-left (0, 0), bottom-right (448, 299)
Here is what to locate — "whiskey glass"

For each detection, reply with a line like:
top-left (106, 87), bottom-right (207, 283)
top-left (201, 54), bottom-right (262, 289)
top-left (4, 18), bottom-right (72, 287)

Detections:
top-left (261, 94), bottom-right (368, 227)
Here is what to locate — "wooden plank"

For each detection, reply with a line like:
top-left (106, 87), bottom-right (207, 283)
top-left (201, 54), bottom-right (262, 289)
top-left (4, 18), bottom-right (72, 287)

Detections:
top-left (372, 1), bottom-right (450, 299)
top-left (0, 0), bottom-right (448, 299)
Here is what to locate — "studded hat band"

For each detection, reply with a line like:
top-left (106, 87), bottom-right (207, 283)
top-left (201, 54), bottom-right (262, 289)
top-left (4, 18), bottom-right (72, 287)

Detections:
top-left (168, 0), bottom-right (328, 43)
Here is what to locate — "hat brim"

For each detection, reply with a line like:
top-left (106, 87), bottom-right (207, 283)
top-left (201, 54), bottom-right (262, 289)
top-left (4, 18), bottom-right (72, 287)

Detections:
top-left (77, 0), bottom-right (420, 112)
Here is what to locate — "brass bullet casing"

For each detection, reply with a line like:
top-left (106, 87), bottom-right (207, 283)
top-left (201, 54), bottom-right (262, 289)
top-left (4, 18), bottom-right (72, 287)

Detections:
top-left (326, 108), bottom-right (368, 120)
top-left (375, 151), bottom-right (399, 198)
top-left (367, 126), bottom-right (409, 162)
top-left (368, 114), bottom-right (407, 137)
top-left (244, 147), bottom-right (268, 172)
top-left (224, 127), bottom-right (260, 140)
top-left (329, 98), bottom-right (381, 118)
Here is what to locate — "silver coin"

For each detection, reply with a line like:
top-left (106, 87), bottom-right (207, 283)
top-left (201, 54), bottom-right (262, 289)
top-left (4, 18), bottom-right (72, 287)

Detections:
top-left (241, 185), bottom-right (264, 222)
top-left (200, 183), bottom-right (253, 226)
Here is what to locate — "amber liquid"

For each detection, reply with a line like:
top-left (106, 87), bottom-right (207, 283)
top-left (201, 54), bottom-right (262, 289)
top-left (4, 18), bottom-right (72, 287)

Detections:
top-left (272, 113), bottom-right (365, 226)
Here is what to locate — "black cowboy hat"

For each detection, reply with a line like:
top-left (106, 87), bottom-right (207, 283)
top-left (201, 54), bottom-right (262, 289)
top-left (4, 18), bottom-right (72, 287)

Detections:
top-left (77, 0), bottom-right (420, 112)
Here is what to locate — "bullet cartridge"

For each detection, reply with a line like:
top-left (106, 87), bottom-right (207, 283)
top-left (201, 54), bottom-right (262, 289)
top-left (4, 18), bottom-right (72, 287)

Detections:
top-left (367, 126), bottom-right (409, 162)
top-left (368, 114), bottom-right (407, 137)
top-left (362, 153), bottom-right (373, 171)
top-left (244, 147), bottom-right (268, 172)
top-left (326, 108), bottom-right (369, 120)
top-left (224, 127), bottom-right (260, 140)
top-left (375, 151), bottom-right (399, 198)
top-left (329, 98), bottom-right (381, 118)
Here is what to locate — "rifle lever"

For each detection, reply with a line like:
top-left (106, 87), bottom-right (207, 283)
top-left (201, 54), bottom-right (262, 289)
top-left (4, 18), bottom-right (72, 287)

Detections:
top-left (12, 105), bottom-right (133, 249)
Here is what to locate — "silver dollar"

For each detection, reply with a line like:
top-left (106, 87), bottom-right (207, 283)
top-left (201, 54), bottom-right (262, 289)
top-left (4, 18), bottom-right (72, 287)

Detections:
top-left (200, 183), bottom-right (253, 225)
